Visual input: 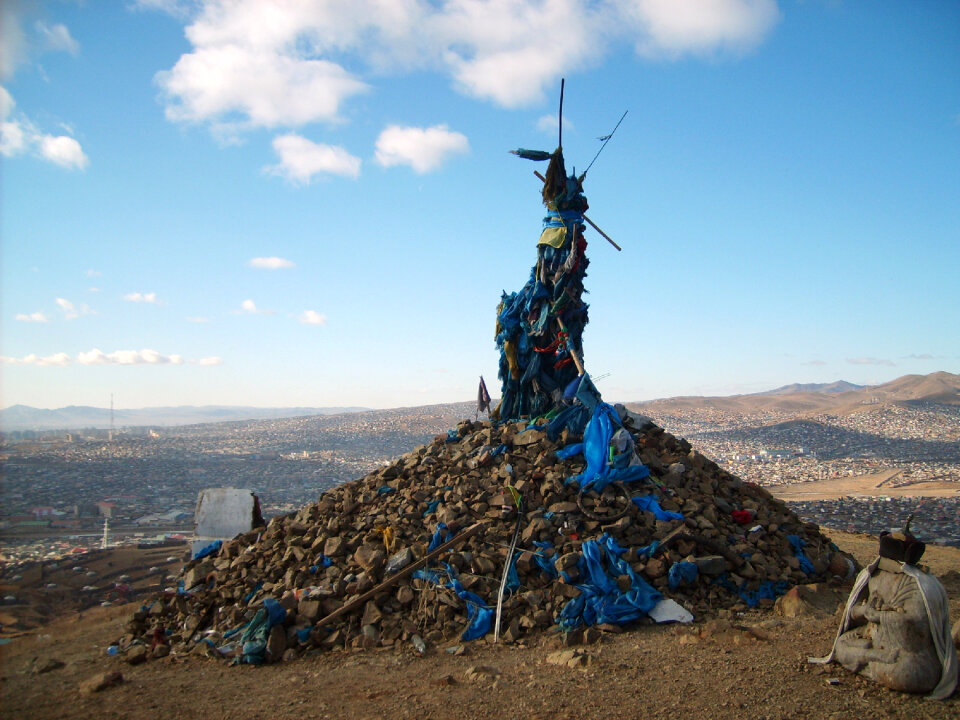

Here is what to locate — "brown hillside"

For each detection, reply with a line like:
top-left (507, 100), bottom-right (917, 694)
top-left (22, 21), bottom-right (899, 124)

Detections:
top-left (1, 531), bottom-right (957, 720)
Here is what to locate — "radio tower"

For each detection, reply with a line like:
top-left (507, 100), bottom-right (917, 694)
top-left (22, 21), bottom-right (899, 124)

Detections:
top-left (109, 393), bottom-right (114, 442)
top-left (101, 517), bottom-right (110, 549)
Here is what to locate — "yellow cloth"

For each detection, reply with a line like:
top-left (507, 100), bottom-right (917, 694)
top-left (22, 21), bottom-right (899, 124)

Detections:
top-left (538, 226), bottom-right (568, 248)
top-left (504, 340), bottom-right (520, 379)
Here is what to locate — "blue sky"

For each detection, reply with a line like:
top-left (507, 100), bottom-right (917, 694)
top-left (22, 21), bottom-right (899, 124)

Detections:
top-left (2, 0), bottom-right (958, 411)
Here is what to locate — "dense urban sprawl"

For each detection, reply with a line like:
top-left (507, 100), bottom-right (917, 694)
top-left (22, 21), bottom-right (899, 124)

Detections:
top-left (2, 400), bottom-right (958, 564)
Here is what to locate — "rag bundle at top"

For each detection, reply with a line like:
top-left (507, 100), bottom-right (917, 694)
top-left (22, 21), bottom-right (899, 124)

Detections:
top-left (493, 147), bottom-right (590, 422)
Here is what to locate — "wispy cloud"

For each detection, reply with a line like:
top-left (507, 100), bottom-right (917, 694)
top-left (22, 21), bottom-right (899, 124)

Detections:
top-left (15, 311), bottom-right (48, 323)
top-left (123, 292), bottom-right (160, 304)
top-left (78, 348), bottom-right (184, 365)
top-left (298, 310), bottom-right (327, 326)
top-left (265, 134), bottom-right (361, 183)
top-left (248, 256), bottom-right (295, 270)
top-left (55, 297), bottom-right (94, 320)
top-left (186, 316), bottom-right (209, 323)
top-left (35, 21), bottom-right (79, 56)
top-left (902, 353), bottom-right (934, 360)
top-left (375, 125), bottom-right (469, 174)
top-left (2, 349), bottom-right (222, 366)
top-left (85, 269), bottom-right (101, 277)
top-left (846, 357), bottom-right (895, 367)
top-left (239, 299), bottom-right (275, 315)
top-left (1, 352), bottom-right (71, 367)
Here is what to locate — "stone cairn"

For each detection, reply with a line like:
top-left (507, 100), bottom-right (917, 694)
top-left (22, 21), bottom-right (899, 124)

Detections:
top-left (122, 413), bottom-right (849, 663)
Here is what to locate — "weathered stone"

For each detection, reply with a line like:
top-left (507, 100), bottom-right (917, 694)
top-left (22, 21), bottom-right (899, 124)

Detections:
top-left (266, 624), bottom-right (287, 662)
top-left (324, 536), bottom-right (346, 558)
top-left (644, 558), bottom-right (666, 579)
top-left (298, 598), bottom-right (321, 622)
top-left (33, 658), bottom-right (65, 674)
top-left (79, 671), bottom-right (123, 695)
top-left (774, 584), bottom-right (840, 618)
top-left (693, 555), bottom-right (727, 576)
top-left (125, 645), bottom-right (149, 665)
top-left (354, 544), bottom-right (385, 573)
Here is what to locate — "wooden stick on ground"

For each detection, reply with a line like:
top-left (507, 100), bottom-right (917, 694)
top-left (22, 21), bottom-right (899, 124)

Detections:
top-left (314, 520), bottom-right (490, 629)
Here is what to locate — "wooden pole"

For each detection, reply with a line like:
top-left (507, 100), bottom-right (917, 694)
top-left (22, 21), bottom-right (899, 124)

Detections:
top-left (555, 317), bottom-right (585, 375)
top-left (533, 170), bottom-right (621, 251)
top-left (313, 521), bottom-right (490, 629)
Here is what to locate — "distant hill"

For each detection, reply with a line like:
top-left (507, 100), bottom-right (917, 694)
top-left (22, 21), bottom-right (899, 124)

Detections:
top-left (0, 404), bottom-right (372, 431)
top-left (4, 371), bottom-right (957, 432)
top-left (758, 380), bottom-right (864, 396)
top-left (632, 371), bottom-right (960, 415)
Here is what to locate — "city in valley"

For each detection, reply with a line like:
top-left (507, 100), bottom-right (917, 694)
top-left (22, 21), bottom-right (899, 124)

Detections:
top-left (1, 372), bottom-right (958, 567)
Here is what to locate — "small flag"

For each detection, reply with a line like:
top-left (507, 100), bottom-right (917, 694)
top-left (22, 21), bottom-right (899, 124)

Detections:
top-left (477, 376), bottom-right (491, 414)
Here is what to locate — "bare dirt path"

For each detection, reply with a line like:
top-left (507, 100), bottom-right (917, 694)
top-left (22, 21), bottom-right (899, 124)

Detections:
top-left (771, 473), bottom-right (960, 501)
top-left (1, 530), bottom-right (957, 720)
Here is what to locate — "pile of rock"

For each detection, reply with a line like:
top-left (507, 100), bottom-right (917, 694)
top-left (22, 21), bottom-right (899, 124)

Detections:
top-left (122, 414), bottom-right (848, 662)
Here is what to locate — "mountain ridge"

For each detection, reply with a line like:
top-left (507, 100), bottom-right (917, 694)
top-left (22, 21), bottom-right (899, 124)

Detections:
top-left (3, 371), bottom-right (957, 431)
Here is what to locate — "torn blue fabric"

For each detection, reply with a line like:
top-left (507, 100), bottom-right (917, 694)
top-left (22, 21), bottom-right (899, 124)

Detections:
top-left (668, 561), bottom-right (698, 590)
top-left (786, 535), bottom-right (815, 574)
top-left (558, 533), bottom-right (661, 630)
top-left (712, 574), bottom-right (789, 608)
top-left (192, 539), bottom-right (222, 560)
top-left (631, 495), bottom-right (684, 522)
top-left (555, 443), bottom-right (584, 460)
top-left (427, 523), bottom-right (451, 552)
top-left (546, 403), bottom-right (590, 441)
top-left (236, 597), bottom-right (286, 665)
top-left (565, 403), bottom-right (651, 492)
top-left (423, 499), bottom-right (442, 517)
top-left (413, 563), bottom-right (492, 641)
top-left (532, 540), bottom-right (558, 579)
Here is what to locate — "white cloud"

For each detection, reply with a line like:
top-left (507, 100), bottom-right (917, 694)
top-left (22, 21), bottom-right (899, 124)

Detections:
top-left (621, 0), bottom-right (781, 58)
top-left (1, 89), bottom-right (89, 170)
top-left (1, 352), bottom-right (72, 367)
top-left (375, 125), bottom-right (469, 174)
top-left (239, 299), bottom-right (275, 315)
top-left (15, 311), bottom-right (48, 323)
top-left (3, 348), bottom-right (218, 367)
top-left (0, 7), bottom-right (87, 169)
top-left (903, 353), bottom-right (934, 360)
top-left (152, 1), bottom-right (779, 138)
top-left (123, 292), bottom-right (160, 303)
top-left (38, 133), bottom-right (88, 169)
top-left (157, 44), bottom-right (368, 130)
top-left (55, 297), bottom-right (94, 320)
top-left (35, 22), bottom-right (79, 56)
top-left (186, 316), bottom-right (209, 323)
top-left (85, 269), bottom-right (101, 277)
top-left (248, 256), bottom-right (295, 270)
top-left (298, 310), bottom-right (327, 326)
top-left (77, 348), bottom-right (184, 365)
top-left (265, 134), bottom-right (361, 183)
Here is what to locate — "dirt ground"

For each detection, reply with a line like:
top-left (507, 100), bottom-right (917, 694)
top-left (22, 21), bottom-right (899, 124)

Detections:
top-left (770, 471), bottom-right (960, 501)
top-left (1, 530), bottom-right (958, 720)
